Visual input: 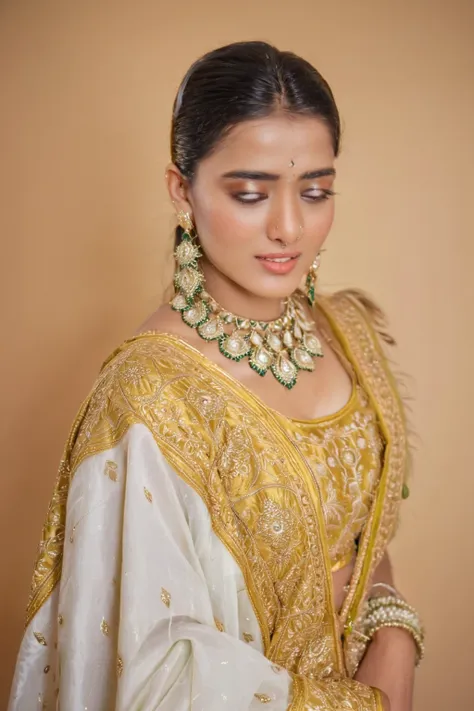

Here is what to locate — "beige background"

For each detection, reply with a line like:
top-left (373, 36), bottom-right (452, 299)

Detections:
top-left (1, 0), bottom-right (473, 708)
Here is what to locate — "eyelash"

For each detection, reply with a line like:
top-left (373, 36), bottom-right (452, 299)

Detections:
top-left (232, 190), bottom-right (335, 204)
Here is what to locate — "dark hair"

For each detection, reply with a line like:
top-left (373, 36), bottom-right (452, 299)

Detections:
top-left (171, 41), bottom-right (340, 243)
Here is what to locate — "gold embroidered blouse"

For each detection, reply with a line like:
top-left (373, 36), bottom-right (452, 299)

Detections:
top-left (278, 383), bottom-right (384, 573)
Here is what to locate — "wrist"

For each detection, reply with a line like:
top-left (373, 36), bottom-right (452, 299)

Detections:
top-left (370, 625), bottom-right (418, 660)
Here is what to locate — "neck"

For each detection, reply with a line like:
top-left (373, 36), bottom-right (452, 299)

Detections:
top-left (201, 258), bottom-right (287, 321)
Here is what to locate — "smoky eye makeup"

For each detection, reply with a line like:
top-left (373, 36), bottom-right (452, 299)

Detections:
top-left (226, 181), bottom-right (266, 203)
top-left (232, 191), bottom-right (266, 204)
top-left (302, 187), bottom-right (335, 201)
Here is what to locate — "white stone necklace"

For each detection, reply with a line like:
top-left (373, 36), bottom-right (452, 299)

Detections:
top-left (170, 232), bottom-right (323, 389)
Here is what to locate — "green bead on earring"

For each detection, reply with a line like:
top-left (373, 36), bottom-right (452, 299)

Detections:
top-left (305, 253), bottom-right (321, 307)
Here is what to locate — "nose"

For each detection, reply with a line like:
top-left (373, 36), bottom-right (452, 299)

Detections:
top-left (267, 193), bottom-right (303, 246)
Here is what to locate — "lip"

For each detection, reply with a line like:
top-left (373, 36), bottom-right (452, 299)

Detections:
top-left (256, 252), bottom-right (301, 259)
top-left (256, 254), bottom-right (300, 275)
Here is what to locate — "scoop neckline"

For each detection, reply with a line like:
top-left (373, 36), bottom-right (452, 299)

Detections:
top-left (127, 330), bottom-right (357, 427)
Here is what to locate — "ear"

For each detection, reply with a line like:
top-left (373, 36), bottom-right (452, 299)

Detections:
top-left (165, 163), bottom-right (192, 217)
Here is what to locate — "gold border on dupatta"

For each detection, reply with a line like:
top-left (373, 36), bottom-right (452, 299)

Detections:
top-left (25, 333), bottom-right (345, 679)
top-left (131, 334), bottom-right (345, 677)
top-left (318, 293), bottom-right (407, 648)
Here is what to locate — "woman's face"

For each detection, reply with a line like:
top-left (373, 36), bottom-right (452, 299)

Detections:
top-left (171, 112), bottom-right (336, 303)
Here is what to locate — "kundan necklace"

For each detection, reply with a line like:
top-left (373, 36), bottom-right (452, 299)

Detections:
top-left (169, 230), bottom-right (323, 390)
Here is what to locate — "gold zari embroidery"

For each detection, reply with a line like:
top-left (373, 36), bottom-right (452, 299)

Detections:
top-left (143, 487), bottom-right (153, 503)
top-left (254, 693), bottom-right (272, 703)
top-left (320, 295), bottom-right (407, 674)
top-left (25, 291), bottom-right (407, 696)
top-left (161, 587), bottom-right (171, 608)
top-left (104, 460), bottom-right (118, 482)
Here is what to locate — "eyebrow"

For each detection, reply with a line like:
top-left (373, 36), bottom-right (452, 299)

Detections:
top-left (221, 168), bottom-right (336, 181)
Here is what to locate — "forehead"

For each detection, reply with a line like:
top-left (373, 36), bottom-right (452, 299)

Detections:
top-left (199, 113), bottom-right (335, 173)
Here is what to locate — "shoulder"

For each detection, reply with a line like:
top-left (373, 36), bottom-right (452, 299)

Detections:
top-left (70, 334), bottom-right (213, 471)
top-left (321, 288), bottom-right (396, 348)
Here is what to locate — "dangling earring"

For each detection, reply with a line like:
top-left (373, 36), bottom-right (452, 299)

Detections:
top-left (170, 211), bottom-right (206, 317)
top-left (305, 253), bottom-right (321, 307)
top-left (176, 210), bottom-right (194, 235)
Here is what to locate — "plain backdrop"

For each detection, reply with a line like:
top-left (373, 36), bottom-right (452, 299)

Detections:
top-left (1, 0), bottom-right (473, 708)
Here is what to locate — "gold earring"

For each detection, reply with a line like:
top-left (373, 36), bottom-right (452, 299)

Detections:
top-left (305, 253), bottom-right (321, 307)
top-left (176, 210), bottom-right (194, 233)
top-left (170, 211), bottom-right (204, 311)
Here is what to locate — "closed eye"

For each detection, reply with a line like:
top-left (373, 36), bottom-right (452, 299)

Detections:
top-left (232, 192), bottom-right (267, 204)
top-left (302, 189), bottom-right (335, 202)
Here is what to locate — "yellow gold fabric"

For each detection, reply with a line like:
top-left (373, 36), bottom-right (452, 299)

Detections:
top-left (281, 383), bottom-right (384, 573)
top-left (318, 293), bottom-right (408, 675)
top-left (11, 290), bottom-right (408, 710)
top-left (69, 331), bottom-right (345, 679)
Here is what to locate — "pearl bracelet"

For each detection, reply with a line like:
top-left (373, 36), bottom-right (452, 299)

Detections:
top-left (363, 596), bottom-right (425, 665)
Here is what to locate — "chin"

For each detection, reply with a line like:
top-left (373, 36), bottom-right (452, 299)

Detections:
top-left (246, 276), bottom-right (303, 301)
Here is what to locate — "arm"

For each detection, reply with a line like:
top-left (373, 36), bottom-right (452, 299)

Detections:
top-left (354, 554), bottom-right (417, 711)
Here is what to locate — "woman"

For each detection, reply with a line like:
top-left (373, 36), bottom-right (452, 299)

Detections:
top-left (9, 41), bottom-right (423, 711)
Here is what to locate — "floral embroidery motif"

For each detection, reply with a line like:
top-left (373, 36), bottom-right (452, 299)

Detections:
top-left (116, 655), bottom-right (124, 677)
top-left (214, 617), bottom-right (225, 632)
top-left (186, 386), bottom-right (224, 420)
top-left (254, 693), bottom-right (272, 703)
top-left (100, 618), bottom-right (110, 636)
top-left (283, 386), bottom-right (384, 569)
top-left (34, 632), bottom-right (47, 646)
top-left (255, 499), bottom-right (301, 570)
top-left (217, 423), bottom-right (253, 496)
top-left (144, 487), bottom-right (153, 503)
top-left (104, 460), bottom-right (118, 482)
top-left (161, 587), bottom-right (171, 608)
top-left (243, 632), bottom-right (254, 643)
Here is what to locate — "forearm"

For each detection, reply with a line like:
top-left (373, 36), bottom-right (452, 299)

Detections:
top-left (354, 554), bottom-right (417, 711)
top-left (355, 626), bottom-right (416, 711)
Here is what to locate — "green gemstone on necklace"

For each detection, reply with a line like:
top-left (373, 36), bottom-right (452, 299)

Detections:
top-left (170, 293), bottom-right (189, 312)
top-left (291, 347), bottom-right (315, 372)
top-left (271, 353), bottom-right (298, 389)
top-left (182, 299), bottom-right (208, 328)
top-left (197, 316), bottom-right (223, 341)
top-left (171, 231), bottom-right (323, 388)
top-left (249, 346), bottom-right (273, 376)
top-left (218, 334), bottom-right (252, 361)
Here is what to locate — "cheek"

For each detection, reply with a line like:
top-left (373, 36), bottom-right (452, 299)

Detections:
top-left (311, 201), bottom-right (335, 236)
top-left (196, 197), bottom-right (260, 250)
